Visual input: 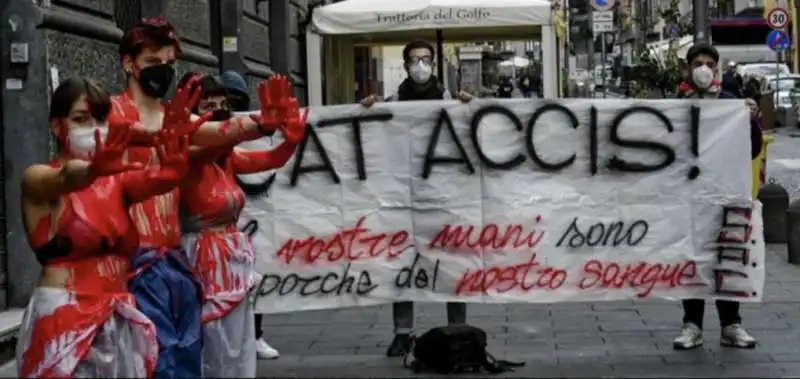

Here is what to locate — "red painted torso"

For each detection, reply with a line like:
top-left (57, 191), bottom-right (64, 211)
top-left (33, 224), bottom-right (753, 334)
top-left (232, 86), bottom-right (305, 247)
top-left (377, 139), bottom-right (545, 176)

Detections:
top-left (28, 166), bottom-right (140, 292)
top-left (181, 158), bottom-right (245, 229)
top-left (19, 163), bottom-right (157, 378)
top-left (111, 92), bottom-right (181, 248)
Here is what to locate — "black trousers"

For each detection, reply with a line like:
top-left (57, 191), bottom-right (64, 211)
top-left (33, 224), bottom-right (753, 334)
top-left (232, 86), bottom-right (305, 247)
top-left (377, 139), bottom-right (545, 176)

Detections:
top-left (254, 313), bottom-right (263, 339)
top-left (682, 299), bottom-right (741, 329)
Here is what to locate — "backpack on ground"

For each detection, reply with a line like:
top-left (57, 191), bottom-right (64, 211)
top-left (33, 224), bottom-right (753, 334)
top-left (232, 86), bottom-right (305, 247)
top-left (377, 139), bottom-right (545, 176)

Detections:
top-left (404, 324), bottom-right (525, 374)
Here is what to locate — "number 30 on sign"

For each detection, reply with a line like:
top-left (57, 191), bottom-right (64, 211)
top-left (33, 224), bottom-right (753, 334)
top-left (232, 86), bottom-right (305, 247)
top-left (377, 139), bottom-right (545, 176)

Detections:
top-left (768, 8), bottom-right (789, 29)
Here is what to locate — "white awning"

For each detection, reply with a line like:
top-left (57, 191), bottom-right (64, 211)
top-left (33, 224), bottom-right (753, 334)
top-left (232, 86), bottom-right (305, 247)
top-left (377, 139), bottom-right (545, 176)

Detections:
top-left (312, 0), bottom-right (553, 35)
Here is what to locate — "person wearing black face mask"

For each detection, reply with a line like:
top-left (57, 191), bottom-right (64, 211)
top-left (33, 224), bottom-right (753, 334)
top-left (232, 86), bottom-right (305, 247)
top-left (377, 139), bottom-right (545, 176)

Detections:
top-left (176, 71), bottom-right (304, 377)
top-left (112, 18), bottom-right (206, 379)
top-left (217, 69), bottom-right (281, 361)
top-left (177, 72), bottom-right (232, 122)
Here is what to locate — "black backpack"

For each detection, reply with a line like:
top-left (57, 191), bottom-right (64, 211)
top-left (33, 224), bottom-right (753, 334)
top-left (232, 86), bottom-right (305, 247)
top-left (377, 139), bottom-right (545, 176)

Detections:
top-left (404, 324), bottom-right (525, 374)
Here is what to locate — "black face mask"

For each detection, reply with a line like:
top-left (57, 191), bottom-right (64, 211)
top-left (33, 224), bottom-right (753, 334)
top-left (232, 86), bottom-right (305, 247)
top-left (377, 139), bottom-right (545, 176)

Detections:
top-left (209, 109), bottom-right (232, 122)
top-left (137, 64), bottom-right (175, 99)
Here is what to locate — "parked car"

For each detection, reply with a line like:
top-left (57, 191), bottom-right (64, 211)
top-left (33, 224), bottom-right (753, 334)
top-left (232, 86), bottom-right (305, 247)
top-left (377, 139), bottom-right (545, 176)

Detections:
top-left (739, 62), bottom-right (791, 77)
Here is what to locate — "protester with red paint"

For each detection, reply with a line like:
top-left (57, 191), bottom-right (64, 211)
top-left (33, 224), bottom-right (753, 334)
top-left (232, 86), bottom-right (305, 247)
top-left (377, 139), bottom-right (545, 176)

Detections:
top-left (176, 72), bottom-right (304, 377)
top-left (16, 76), bottom-right (192, 377)
top-left (111, 18), bottom-right (285, 378)
top-left (220, 69), bottom-right (281, 360)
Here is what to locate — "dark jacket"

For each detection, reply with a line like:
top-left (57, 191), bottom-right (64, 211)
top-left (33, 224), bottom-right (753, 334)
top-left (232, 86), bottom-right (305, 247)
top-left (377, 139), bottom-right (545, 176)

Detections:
top-left (385, 77), bottom-right (451, 102)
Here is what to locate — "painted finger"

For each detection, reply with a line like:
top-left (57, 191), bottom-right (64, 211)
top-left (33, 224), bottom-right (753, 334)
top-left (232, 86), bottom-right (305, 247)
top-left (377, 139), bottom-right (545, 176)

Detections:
top-left (93, 128), bottom-right (104, 151)
top-left (196, 111), bottom-right (214, 126)
top-left (125, 162), bottom-right (144, 171)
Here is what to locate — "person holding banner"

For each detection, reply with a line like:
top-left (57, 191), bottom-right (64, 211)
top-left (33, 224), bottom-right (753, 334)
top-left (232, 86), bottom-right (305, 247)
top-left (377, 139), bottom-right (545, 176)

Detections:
top-left (672, 43), bottom-right (759, 350)
top-left (16, 76), bottom-right (193, 377)
top-left (361, 39), bottom-right (473, 357)
top-left (111, 18), bottom-right (288, 378)
top-left (219, 69), bottom-right (281, 360)
top-left (178, 72), bottom-right (305, 376)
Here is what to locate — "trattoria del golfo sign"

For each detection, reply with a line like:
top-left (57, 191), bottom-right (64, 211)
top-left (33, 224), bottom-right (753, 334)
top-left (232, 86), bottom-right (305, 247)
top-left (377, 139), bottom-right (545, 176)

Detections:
top-left (375, 8), bottom-right (491, 25)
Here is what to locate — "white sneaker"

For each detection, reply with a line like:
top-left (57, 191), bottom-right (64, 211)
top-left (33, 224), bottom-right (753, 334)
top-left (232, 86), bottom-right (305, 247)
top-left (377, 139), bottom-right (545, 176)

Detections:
top-left (673, 322), bottom-right (704, 350)
top-left (256, 338), bottom-right (280, 359)
top-left (720, 323), bottom-right (757, 348)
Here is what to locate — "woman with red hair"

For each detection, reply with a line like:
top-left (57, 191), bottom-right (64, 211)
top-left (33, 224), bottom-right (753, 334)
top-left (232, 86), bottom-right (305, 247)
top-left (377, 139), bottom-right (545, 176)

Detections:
top-left (15, 76), bottom-right (196, 377)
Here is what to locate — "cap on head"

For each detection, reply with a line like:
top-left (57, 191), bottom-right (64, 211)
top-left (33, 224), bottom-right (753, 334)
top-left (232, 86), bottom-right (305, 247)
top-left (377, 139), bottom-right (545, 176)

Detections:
top-left (219, 70), bottom-right (249, 96)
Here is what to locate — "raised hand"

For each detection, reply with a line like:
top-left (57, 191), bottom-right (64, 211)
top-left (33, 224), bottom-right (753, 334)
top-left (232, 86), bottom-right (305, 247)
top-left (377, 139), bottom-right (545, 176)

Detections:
top-left (109, 111), bottom-right (157, 145)
top-left (154, 129), bottom-right (190, 181)
top-left (250, 75), bottom-right (293, 133)
top-left (280, 99), bottom-right (308, 144)
top-left (161, 75), bottom-right (211, 138)
top-left (87, 125), bottom-right (143, 178)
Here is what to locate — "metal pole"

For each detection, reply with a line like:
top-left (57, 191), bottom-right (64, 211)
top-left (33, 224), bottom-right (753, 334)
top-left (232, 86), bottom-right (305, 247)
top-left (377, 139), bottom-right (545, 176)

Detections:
top-left (637, 0), bottom-right (648, 55)
top-left (693, 0), bottom-right (710, 43)
top-left (601, 33), bottom-right (607, 98)
top-left (587, 0), bottom-right (595, 98)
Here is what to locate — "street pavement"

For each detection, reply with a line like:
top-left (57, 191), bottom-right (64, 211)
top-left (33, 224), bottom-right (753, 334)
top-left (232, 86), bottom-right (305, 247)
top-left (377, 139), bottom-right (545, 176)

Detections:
top-left (257, 244), bottom-right (800, 378)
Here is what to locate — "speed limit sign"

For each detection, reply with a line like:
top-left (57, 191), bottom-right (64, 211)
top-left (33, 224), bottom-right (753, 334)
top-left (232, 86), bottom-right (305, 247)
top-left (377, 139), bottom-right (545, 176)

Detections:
top-left (767, 8), bottom-right (790, 29)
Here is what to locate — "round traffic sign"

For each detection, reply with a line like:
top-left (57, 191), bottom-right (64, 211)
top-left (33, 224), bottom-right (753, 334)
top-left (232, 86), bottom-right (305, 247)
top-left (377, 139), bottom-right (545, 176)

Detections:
top-left (592, 0), bottom-right (615, 11)
top-left (767, 7), bottom-right (790, 29)
top-left (767, 29), bottom-right (791, 52)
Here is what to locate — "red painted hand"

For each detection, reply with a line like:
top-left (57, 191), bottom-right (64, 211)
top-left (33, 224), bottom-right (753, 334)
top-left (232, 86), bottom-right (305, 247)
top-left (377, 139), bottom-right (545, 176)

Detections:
top-left (161, 75), bottom-right (211, 138)
top-left (154, 129), bottom-right (190, 180)
top-left (88, 125), bottom-right (142, 177)
top-left (251, 75), bottom-right (293, 134)
top-left (280, 99), bottom-right (308, 144)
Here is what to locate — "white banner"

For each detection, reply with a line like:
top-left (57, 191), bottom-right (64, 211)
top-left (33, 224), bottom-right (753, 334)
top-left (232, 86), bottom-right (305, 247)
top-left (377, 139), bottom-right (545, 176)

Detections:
top-left (236, 99), bottom-right (766, 314)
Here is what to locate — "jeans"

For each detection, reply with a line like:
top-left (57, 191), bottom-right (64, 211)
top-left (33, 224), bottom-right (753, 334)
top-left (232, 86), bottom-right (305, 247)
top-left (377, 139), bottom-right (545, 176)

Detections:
top-left (392, 301), bottom-right (467, 334)
top-left (129, 248), bottom-right (203, 379)
top-left (682, 299), bottom-right (741, 329)
top-left (254, 313), bottom-right (263, 339)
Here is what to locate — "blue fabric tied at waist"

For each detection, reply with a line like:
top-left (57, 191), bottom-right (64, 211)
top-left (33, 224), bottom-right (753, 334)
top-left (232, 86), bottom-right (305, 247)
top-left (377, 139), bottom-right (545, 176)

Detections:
top-left (129, 247), bottom-right (203, 379)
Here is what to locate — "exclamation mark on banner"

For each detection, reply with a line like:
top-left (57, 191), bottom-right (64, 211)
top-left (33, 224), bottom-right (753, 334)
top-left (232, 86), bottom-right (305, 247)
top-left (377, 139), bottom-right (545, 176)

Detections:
top-left (688, 106), bottom-right (701, 180)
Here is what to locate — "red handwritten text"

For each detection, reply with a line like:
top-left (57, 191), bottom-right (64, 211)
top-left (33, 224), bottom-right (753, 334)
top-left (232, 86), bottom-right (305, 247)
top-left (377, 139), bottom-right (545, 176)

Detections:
top-left (578, 259), bottom-right (705, 298)
top-left (429, 217), bottom-right (545, 253)
top-left (453, 253), bottom-right (567, 295)
top-left (275, 216), bottom-right (412, 265)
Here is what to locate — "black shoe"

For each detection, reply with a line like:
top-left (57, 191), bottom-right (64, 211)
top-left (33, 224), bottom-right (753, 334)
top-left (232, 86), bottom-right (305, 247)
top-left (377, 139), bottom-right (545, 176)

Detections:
top-left (385, 334), bottom-right (411, 357)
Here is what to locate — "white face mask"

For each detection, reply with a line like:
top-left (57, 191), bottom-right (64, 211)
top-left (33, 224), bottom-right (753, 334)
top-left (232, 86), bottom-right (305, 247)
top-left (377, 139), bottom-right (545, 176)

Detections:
top-left (409, 62), bottom-right (433, 84)
top-left (67, 125), bottom-right (108, 160)
top-left (692, 65), bottom-right (715, 90)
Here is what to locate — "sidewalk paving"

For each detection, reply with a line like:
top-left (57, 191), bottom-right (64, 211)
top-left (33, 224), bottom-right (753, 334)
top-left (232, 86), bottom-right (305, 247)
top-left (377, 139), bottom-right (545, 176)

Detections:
top-left (258, 244), bottom-right (800, 378)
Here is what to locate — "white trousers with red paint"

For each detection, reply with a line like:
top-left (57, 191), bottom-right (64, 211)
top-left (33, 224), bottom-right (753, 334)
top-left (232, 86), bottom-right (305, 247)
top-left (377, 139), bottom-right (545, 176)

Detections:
top-left (184, 229), bottom-right (257, 378)
top-left (16, 287), bottom-right (158, 378)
